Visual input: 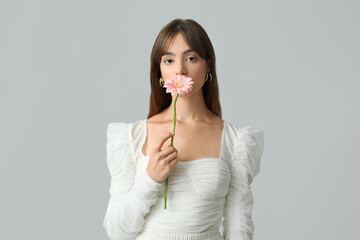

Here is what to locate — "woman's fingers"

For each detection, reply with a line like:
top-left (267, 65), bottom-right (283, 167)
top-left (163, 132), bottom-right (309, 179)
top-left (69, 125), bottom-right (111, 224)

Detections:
top-left (162, 148), bottom-right (178, 163)
top-left (155, 131), bottom-right (175, 153)
top-left (168, 155), bottom-right (179, 167)
top-left (146, 131), bottom-right (179, 183)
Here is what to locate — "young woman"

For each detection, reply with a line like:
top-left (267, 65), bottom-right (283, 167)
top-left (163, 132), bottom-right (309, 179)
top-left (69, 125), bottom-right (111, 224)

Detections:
top-left (103, 18), bottom-right (264, 240)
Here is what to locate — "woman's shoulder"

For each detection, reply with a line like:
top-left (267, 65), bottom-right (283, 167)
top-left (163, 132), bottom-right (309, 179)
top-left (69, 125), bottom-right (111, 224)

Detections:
top-left (107, 119), bottom-right (146, 133)
top-left (224, 120), bottom-right (264, 140)
top-left (223, 120), bottom-right (264, 157)
top-left (223, 120), bottom-right (264, 182)
top-left (107, 119), bottom-right (147, 159)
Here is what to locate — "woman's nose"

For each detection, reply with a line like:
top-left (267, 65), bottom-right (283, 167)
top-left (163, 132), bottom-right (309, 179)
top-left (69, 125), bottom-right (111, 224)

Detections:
top-left (176, 61), bottom-right (186, 75)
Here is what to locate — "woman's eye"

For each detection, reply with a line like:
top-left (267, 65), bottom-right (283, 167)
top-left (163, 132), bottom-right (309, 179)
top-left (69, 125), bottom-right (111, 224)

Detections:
top-left (187, 56), bottom-right (197, 62)
top-left (163, 59), bottom-right (173, 64)
top-left (163, 56), bottom-right (196, 64)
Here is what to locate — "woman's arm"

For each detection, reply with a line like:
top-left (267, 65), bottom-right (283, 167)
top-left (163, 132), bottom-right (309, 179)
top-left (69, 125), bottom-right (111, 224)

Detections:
top-left (103, 122), bottom-right (164, 240)
top-left (222, 125), bottom-right (264, 240)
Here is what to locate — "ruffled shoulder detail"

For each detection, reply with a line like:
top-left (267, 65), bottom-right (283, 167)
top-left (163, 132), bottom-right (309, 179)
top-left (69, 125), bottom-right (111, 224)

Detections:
top-left (128, 119), bottom-right (147, 161)
top-left (106, 122), bottom-right (136, 177)
top-left (232, 125), bottom-right (264, 185)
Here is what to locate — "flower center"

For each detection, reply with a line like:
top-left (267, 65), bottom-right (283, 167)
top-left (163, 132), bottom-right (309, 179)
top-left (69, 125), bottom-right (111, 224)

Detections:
top-left (175, 82), bottom-right (183, 87)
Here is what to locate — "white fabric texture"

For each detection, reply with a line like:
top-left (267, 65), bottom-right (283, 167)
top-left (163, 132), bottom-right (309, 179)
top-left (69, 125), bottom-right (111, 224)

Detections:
top-left (103, 119), bottom-right (264, 240)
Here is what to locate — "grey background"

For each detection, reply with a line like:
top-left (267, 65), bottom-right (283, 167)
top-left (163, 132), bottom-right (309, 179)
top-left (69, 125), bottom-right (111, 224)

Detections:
top-left (1, 0), bottom-right (359, 239)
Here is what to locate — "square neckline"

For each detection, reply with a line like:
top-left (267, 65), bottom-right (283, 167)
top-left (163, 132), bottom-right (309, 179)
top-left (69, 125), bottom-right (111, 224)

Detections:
top-left (139, 119), bottom-right (226, 163)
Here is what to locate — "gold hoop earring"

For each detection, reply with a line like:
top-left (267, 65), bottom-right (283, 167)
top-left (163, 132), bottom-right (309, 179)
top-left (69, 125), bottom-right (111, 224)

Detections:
top-left (159, 77), bottom-right (165, 87)
top-left (205, 72), bottom-right (213, 82)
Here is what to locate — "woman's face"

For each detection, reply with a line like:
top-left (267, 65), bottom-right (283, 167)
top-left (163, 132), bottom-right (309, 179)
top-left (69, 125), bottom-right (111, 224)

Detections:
top-left (160, 33), bottom-right (210, 95)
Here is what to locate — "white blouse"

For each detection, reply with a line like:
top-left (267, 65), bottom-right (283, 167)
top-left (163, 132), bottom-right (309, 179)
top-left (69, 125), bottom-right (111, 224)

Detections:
top-left (103, 119), bottom-right (264, 240)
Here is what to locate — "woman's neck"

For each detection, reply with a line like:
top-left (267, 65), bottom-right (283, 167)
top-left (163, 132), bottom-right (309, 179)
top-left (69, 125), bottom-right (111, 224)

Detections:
top-left (164, 91), bottom-right (213, 123)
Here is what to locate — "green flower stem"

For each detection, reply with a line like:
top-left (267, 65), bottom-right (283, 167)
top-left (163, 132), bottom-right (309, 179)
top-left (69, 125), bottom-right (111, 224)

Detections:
top-left (164, 92), bottom-right (179, 209)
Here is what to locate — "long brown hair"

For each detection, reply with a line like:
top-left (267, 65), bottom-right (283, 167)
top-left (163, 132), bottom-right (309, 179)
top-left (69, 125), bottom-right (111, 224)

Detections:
top-left (147, 18), bottom-right (222, 119)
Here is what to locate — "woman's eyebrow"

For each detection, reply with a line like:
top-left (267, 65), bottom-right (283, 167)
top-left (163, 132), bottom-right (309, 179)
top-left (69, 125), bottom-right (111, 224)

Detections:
top-left (163, 49), bottom-right (194, 56)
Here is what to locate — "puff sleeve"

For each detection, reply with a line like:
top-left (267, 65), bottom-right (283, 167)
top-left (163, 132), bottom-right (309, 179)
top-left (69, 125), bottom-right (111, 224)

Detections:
top-left (103, 122), bottom-right (164, 240)
top-left (222, 125), bottom-right (264, 240)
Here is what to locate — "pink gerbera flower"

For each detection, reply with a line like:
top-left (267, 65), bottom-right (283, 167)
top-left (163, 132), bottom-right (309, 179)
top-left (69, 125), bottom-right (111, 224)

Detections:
top-left (161, 74), bottom-right (194, 209)
top-left (164, 75), bottom-right (194, 96)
